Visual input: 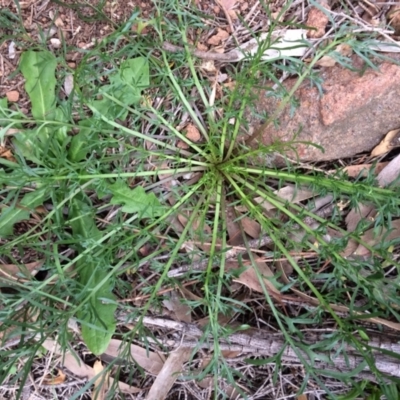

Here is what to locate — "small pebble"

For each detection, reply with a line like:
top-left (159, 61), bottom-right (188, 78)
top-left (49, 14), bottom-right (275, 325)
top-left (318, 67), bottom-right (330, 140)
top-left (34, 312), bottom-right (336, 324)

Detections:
top-left (6, 91), bottom-right (19, 102)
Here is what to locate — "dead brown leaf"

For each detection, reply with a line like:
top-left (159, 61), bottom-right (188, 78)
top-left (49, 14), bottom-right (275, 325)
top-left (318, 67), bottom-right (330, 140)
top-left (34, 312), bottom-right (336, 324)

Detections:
top-left (233, 261), bottom-right (282, 299)
top-left (217, 0), bottom-right (235, 10)
top-left (297, 394), bottom-right (308, 400)
top-left (340, 162), bottom-right (388, 178)
top-left (0, 145), bottom-right (16, 162)
top-left (371, 129), bottom-right (400, 156)
top-left (146, 347), bottom-right (191, 400)
top-left (343, 204), bottom-right (376, 257)
top-left (217, 0), bottom-right (238, 20)
top-left (241, 216), bottom-right (261, 239)
top-left (42, 369), bottom-right (66, 385)
top-left (387, 6), bottom-right (400, 36)
top-left (92, 360), bottom-right (108, 400)
top-left (42, 343), bottom-right (141, 394)
top-left (353, 219), bottom-right (400, 258)
top-left (198, 377), bottom-right (243, 399)
top-left (207, 29), bottom-right (230, 46)
top-left (163, 290), bottom-right (192, 323)
top-left (377, 153), bottom-right (400, 187)
top-left (226, 206), bottom-right (242, 246)
top-left (343, 154), bottom-right (400, 256)
top-left (236, 185), bottom-right (315, 213)
top-left (0, 260), bottom-right (43, 279)
top-left (104, 339), bottom-right (164, 375)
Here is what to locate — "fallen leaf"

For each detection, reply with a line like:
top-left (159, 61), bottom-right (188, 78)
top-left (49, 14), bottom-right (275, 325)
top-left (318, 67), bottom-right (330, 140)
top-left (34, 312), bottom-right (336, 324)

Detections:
top-left (339, 162), bottom-right (388, 178)
top-left (163, 290), bottom-right (192, 323)
top-left (297, 394), bottom-right (308, 400)
top-left (146, 347), bottom-right (191, 400)
top-left (198, 377), bottom-right (243, 399)
top-left (0, 145), bottom-right (16, 162)
top-left (353, 219), bottom-right (400, 258)
top-left (42, 369), bottom-right (66, 385)
top-left (343, 154), bottom-right (400, 256)
top-left (92, 360), bottom-right (108, 400)
top-left (371, 129), bottom-right (400, 156)
top-left (236, 185), bottom-right (315, 212)
top-left (207, 29), bottom-right (230, 46)
top-left (233, 261), bottom-right (282, 299)
top-left (241, 216), bottom-right (261, 239)
top-left (226, 206), bottom-right (242, 245)
top-left (376, 153), bottom-right (400, 187)
top-left (60, 348), bottom-right (141, 394)
top-left (63, 352), bottom-right (96, 379)
top-left (0, 260), bottom-right (43, 279)
top-left (104, 339), bottom-right (164, 375)
top-left (387, 5), bottom-right (400, 36)
top-left (218, 0), bottom-right (235, 10)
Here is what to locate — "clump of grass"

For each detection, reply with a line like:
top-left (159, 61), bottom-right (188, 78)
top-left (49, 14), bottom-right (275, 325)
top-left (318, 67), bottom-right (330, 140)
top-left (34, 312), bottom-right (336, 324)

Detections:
top-left (1, 0), bottom-right (400, 398)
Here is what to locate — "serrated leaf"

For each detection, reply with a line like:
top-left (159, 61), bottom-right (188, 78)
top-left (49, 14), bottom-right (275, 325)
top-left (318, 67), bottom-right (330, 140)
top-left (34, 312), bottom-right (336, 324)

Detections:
top-left (108, 181), bottom-right (163, 218)
top-left (90, 57), bottom-right (149, 121)
top-left (19, 51), bottom-right (57, 121)
top-left (119, 57), bottom-right (149, 88)
top-left (70, 199), bottom-right (116, 355)
top-left (0, 188), bottom-right (46, 237)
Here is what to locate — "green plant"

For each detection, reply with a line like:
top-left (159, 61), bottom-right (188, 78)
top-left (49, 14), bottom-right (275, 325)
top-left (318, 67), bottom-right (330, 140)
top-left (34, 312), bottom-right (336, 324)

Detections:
top-left (1, 0), bottom-right (400, 398)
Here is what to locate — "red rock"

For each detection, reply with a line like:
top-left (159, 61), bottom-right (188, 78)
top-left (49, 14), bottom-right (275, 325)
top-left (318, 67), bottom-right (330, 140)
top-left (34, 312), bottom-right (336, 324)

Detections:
top-left (6, 90), bottom-right (19, 102)
top-left (246, 57), bottom-right (400, 162)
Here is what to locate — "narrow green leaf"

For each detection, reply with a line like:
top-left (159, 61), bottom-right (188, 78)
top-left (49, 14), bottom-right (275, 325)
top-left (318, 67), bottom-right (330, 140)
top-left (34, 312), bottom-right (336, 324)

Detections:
top-left (108, 181), bottom-right (164, 218)
top-left (19, 51), bottom-right (57, 120)
top-left (0, 188), bottom-right (46, 237)
top-left (0, 98), bottom-right (7, 123)
top-left (70, 199), bottom-right (101, 242)
top-left (78, 263), bottom-right (117, 355)
top-left (71, 199), bottom-right (116, 355)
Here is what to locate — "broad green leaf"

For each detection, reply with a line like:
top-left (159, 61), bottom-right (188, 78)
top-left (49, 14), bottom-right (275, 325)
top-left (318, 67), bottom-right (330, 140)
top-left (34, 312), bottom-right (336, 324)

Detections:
top-left (68, 131), bottom-right (88, 162)
top-left (19, 51), bottom-right (57, 121)
top-left (108, 181), bottom-right (163, 218)
top-left (119, 57), bottom-right (149, 88)
top-left (90, 57), bottom-right (149, 121)
top-left (0, 188), bottom-right (46, 237)
top-left (71, 199), bottom-right (116, 355)
top-left (68, 119), bottom-right (100, 162)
